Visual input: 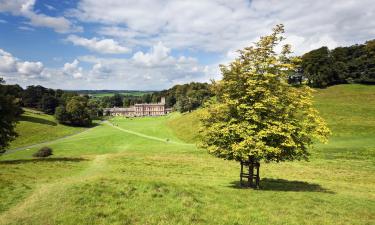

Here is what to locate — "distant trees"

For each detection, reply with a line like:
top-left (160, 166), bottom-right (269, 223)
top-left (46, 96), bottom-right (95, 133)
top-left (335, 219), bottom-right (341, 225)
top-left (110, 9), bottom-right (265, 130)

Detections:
top-left (55, 96), bottom-right (92, 127)
top-left (95, 82), bottom-right (213, 113)
top-left (0, 78), bottom-right (21, 152)
top-left (40, 94), bottom-right (59, 114)
top-left (160, 82), bottom-right (213, 112)
top-left (199, 25), bottom-right (330, 187)
top-left (301, 39), bottom-right (375, 87)
top-left (22, 85), bottom-right (66, 114)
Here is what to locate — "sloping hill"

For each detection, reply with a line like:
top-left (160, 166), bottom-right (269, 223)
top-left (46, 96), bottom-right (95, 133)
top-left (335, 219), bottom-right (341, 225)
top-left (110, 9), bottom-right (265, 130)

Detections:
top-left (8, 109), bottom-right (85, 150)
top-left (168, 84), bottom-right (375, 153)
top-left (166, 110), bottom-right (202, 143)
top-left (0, 84), bottom-right (374, 225)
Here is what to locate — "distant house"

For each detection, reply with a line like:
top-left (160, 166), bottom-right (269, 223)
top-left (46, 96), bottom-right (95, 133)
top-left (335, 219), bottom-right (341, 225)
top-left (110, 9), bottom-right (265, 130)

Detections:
top-left (104, 97), bottom-right (172, 117)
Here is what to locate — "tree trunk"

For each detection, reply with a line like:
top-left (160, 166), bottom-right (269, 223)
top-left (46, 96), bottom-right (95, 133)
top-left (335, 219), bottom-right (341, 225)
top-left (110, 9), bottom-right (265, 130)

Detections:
top-left (240, 156), bottom-right (260, 188)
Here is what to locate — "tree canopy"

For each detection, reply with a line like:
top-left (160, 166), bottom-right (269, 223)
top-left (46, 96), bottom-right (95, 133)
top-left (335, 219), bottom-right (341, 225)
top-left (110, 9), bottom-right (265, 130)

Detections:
top-left (301, 39), bottom-right (375, 87)
top-left (199, 25), bottom-right (330, 163)
top-left (55, 96), bottom-right (92, 127)
top-left (0, 78), bottom-right (21, 152)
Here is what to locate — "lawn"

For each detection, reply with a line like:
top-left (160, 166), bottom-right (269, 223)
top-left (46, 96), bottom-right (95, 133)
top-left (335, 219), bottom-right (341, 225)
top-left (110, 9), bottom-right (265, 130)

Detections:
top-left (7, 109), bottom-right (86, 150)
top-left (0, 84), bottom-right (374, 225)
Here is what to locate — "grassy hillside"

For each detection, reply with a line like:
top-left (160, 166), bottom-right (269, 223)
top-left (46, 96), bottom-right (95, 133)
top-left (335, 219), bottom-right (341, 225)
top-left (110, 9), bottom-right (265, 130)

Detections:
top-left (0, 84), bottom-right (374, 225)
top-left (7, 109), bottom-right (86, 149)
top-left (167, 110), bottom-right (202, 143)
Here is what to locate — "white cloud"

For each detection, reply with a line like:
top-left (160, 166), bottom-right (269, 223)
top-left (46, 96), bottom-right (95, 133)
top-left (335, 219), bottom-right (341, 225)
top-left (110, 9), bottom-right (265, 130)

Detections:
top-left (66, 35), bottom-right (131, 54)
top-left (18, 26), bottom-right (35, 31)
top-left (132, 42), bottom-right (171, 66)
top-left (0, 0), bottom-right (81, 33)
top-left (0, 49), bottom-right (17, 73)
top-left (0, 48), bottom-right (44, 80)
top-left (2, 0), bottom-right (375, 89)
top-left (44, 4), bottom-right (55, 11)
top-left (1, 44), bottom-right (210, 90)
top-left (17, 61), bottom-right (43, 75)
top-left (72, 0), bottom-right (375, 54)
top-left (73, 42), bottom-right (209, 89)
top-left (63, 59), bottom-right (83, 78)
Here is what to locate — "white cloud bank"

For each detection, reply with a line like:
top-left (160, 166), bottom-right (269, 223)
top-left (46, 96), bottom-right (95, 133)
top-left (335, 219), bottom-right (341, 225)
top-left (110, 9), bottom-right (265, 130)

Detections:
top-left (73, 0), bottom-right (375, 55)
top-left (66, 35), bottom-right (131, 54)
top-left (0, 43), bottom-right (212, 90)
top-left (0, 49), bottom-right (44, 79)
top-left (2, 0), bottom-right (375, 89)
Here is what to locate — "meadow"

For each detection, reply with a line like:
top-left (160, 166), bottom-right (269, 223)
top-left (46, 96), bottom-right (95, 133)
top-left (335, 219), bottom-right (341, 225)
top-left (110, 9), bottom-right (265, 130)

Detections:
top-left (0, 84), bottom-right (374, 225)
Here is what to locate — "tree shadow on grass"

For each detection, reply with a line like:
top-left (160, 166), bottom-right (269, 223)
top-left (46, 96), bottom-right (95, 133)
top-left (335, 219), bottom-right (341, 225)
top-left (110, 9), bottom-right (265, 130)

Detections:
top-left (19, 115), bottom-right (57, 126)
top-left (229, 178), bottom-right (334, 193)
top-left (0, 157), bottom-right (87, 164)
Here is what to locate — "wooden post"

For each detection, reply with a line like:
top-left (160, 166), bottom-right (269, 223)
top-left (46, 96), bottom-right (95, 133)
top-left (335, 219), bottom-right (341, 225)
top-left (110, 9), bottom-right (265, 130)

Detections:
top-left (249, 155), bottom-right (254, 187)
top-left (239, 155), bottom-right (260, 188)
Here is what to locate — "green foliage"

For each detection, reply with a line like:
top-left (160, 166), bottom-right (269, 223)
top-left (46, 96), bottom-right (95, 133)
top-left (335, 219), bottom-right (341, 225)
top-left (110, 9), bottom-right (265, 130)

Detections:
top-left (87, 98), bottom-right (103, 119)
top-left (0, 78), bottom-right (20, 152)
top-left (200, 25), bottom-right (330, 162)
top-left (55, 96), bottom-right (92, 127)
top-left (162, 82), bottom-right (213, 112)
top-left (32, 146), bottom-right (53, 157)
top-left (95, 82), bottom-right (212, 112)
top-left (40, 94), bottom-right (59, 114)
top-left (301, 39), bottom-right (375, 87)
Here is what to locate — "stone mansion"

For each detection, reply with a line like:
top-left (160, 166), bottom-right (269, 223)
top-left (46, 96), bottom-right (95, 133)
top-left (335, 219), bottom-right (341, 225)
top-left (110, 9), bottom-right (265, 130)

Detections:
top-left (104, 97), bottom-right (172, 117)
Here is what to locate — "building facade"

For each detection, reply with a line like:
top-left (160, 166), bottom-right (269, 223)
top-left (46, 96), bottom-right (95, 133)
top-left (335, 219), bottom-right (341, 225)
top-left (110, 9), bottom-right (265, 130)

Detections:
top-left (105, 97), bottom-right (172, 117)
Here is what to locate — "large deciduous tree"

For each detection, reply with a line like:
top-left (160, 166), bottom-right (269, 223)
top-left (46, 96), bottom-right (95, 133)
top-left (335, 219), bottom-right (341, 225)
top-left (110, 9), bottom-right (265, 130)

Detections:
top-left (0, 78), bottom-right (19, 153)
top-left (199, 25), bottom-right (330, 185)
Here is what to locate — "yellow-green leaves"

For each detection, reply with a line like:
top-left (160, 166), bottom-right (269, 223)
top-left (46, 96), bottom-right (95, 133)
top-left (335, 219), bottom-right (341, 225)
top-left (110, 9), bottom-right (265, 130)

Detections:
top-left (199, 25), bottom-right (330, 162)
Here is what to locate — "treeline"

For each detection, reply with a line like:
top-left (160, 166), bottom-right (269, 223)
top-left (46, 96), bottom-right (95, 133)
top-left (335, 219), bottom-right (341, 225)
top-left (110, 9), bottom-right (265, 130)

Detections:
top-left (301, 39), bottom-right (375, 88)
top-left (159, 82), bottom-right (213, 112)
top-left (0, 83), bottom-right (102, 127)
top-left (100, 82), bottom-right (213, 113)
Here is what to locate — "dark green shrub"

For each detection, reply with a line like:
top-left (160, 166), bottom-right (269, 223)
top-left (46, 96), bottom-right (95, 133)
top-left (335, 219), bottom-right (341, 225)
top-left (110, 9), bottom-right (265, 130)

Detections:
top-left (33, 147), bottom-right (53, 158)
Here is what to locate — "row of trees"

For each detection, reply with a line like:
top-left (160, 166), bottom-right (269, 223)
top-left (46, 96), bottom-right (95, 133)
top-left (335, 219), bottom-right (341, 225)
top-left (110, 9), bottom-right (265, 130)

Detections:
top-left (159, 82), bottom-right (213, 112)
top-left (0, 83), bottom-right (102, 128)
top-left (301, 40), bottom-right (375, 88)
top-left (97, 82), bottom-right (213, 113)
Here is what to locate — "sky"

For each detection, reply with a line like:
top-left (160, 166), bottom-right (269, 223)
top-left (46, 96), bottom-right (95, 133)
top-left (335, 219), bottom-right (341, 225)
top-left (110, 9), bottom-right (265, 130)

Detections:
top-left (0, 0), bottom-right (374, 90)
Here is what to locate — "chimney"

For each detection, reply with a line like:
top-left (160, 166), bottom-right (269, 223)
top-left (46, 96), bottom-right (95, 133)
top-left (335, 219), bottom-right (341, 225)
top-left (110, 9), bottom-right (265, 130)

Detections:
top-left (160, 97), bottom-right (166, 104)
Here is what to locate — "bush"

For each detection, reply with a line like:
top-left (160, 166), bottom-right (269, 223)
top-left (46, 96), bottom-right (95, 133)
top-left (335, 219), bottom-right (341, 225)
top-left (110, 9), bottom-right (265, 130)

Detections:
top-left (33, 147), bottom-right (53, 158)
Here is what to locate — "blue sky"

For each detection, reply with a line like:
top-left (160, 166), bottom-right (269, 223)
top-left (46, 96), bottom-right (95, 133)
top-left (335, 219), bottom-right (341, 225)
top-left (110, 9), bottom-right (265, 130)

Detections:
top-left (0, 0), bottom-right (374, 90)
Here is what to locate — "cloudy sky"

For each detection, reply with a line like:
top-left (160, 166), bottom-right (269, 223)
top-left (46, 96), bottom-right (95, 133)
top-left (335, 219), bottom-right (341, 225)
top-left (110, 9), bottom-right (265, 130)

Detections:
top-left (0, 0), bottom-right (374, 90)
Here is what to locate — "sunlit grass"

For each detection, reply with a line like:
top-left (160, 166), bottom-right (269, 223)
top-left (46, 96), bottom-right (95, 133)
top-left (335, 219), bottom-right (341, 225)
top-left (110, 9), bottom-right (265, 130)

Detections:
top-left (0, 84), bottom-right (374, 225)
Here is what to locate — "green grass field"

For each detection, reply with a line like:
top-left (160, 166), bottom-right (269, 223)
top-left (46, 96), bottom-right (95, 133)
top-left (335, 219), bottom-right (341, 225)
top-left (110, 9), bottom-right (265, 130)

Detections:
top-left (0, 84), bottom-right (374, 225)
top-left (7, 109), bottom-right (86, 150)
